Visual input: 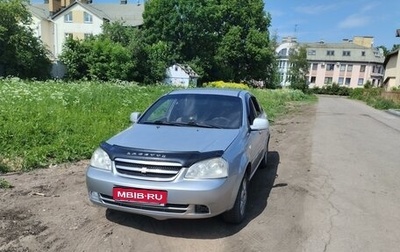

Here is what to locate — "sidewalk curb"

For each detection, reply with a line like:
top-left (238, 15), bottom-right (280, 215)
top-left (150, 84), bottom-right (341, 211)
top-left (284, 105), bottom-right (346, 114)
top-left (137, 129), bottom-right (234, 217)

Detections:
top-left (387, 109), bottom-right (400, 117)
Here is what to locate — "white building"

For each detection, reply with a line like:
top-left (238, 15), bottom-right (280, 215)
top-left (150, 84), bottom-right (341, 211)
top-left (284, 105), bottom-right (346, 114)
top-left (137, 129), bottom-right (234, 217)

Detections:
top-left (164, 64), bottom-right (200, 88)
top-left (27, 0), bottom-right (144, 77)
top-left (275, 37), bottom-right (298, 87)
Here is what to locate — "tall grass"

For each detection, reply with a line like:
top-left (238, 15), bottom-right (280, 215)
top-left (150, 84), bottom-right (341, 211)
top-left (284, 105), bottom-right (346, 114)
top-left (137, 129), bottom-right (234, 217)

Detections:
top-left (0, 78), bottom-right (315, 172)
top-left (350, 88), bottom-right (400, 110)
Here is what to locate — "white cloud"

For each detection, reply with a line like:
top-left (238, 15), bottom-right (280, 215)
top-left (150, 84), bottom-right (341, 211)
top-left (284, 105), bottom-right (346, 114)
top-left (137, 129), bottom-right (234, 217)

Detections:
top-left (268, 9), bottom-right (284, 18)
top-left (338, 14), bottom-right (370, 29)
top-left (295, 4), bottom-right (336, 15)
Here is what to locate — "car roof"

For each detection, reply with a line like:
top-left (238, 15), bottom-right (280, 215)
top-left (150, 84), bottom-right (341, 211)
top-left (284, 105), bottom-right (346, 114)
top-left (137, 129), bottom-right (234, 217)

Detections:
top-left (168, 88), bottom-right (248, 97)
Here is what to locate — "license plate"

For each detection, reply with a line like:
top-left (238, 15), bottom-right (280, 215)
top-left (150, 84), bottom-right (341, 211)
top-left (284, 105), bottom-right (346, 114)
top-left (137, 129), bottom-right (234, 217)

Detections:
top-left (113, 187), bottom-right (167, 205)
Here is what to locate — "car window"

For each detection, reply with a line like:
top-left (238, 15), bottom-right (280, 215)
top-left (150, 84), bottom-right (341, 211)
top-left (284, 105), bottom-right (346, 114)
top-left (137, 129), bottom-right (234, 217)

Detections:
top-left (250, 96), bottom-right (263, 117)
top-left (145, 99), bottom-right (174, 122)
top-left (247, 95), bottom-right (263, 125)
top-left (139, 94), bottom-right (243, 129)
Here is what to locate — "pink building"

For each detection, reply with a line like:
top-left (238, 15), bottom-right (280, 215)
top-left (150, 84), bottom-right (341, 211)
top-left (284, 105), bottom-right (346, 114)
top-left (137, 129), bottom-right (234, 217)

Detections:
top-left (305, 37), bottom-right (385, 88)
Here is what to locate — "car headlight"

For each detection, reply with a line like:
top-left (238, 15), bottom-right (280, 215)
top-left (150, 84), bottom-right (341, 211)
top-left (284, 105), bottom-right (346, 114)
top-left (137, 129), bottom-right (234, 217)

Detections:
top-left (90, 148), bottom-right (112, 171)
top-left (185, 158), bottom-right (228, 179)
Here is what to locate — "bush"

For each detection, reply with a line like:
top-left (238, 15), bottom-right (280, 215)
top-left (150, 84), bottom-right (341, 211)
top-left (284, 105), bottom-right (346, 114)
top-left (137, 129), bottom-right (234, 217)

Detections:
top-left (205, 81), bottom-right (249, 89)
top-left (310, 84), bottom-right (351, 96)
top-left (349, 88), bottom-right (400, 109)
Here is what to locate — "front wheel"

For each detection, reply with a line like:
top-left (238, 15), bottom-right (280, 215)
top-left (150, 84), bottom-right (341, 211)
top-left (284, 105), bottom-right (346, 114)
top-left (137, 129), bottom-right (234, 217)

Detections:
top-left (222, 175), bottom-right (248, 224)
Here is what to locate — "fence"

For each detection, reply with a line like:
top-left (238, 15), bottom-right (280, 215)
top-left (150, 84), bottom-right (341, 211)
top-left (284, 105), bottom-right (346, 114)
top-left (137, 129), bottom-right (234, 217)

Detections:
top-left (381, 91), bottom-right (400, 103)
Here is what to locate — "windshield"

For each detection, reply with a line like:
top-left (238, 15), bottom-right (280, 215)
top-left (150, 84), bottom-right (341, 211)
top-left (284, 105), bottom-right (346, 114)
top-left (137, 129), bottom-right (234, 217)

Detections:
top-left (139, 94), bottom-right (243, 129)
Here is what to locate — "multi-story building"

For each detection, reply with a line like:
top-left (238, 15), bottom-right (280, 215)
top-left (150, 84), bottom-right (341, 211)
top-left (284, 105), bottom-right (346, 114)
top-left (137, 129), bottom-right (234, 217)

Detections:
top-left (276, 36), bottom-right (298, 87)
top-left (383, 49), bottom-right (400, 90)
top-left (27, 0), bottom-right (144, 76)
top-left (306, 36), bottom-right (385, 88)
top-left (276, 36), bottom-right (385, 88)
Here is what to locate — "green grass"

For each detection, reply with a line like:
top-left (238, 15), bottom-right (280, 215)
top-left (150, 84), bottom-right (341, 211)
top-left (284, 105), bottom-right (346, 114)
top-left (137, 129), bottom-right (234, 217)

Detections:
top-left (0, 78), bottom-right (315, 172)
top-left (349, 88), bottom-right (400, 110)
top-left (0, 178), bottom-right (12, 189)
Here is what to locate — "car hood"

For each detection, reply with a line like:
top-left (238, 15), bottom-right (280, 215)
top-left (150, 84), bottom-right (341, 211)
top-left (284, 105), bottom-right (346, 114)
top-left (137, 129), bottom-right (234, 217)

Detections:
top-left (106, 124), bottom-right (240, 152)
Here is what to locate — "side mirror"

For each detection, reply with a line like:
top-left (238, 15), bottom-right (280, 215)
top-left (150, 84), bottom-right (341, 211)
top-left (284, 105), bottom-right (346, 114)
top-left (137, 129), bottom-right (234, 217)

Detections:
top-left (250, 118), bottom-right (269, 131)
top-left (130, 112), bottom-right (141, 123)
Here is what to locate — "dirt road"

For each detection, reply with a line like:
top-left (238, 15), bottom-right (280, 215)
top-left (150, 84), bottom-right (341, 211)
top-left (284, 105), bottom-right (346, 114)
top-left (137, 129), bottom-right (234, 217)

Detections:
top-left (1, 96), bottom-right (399, 252)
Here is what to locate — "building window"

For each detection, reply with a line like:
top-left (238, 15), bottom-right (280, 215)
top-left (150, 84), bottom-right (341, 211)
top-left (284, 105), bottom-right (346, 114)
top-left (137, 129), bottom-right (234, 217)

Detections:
top-left (340, 64), bottom-right (346, 71)
top-left (343, 51), bottom-right (351, 56)
top-left (377, 66), bottom-right (382, 74)
top-left (84, 33), bottom-right (92, 39)
top-left (347, 64), bottom-right (353, 72)
top-left (312, 63), bottom-right (318, 70)
top-left (327, 64), bottom-right (335, 71)
top-left (310, 76), bottom-right (316, 83)
top-left (345, 78), bottom-right (351, 85)
top-left (338, 77), bottom-right (344, 85)
top-left (358, 78), bottom-right (364, 86)
top-left (361, 51), bottom-right (366, 56)
top-left (324, 77), bottom-right (333, 84)
top-left (64, 12), bottom-right (73, 23)
top-left (327, 50), bottom-right (335, 56)
top-left (372, 66), bottom-right (376, 73)
top-left (65, 33), bottom-right (73, 39)
top-left (84, 12), bottom-right (93, 23)
top-left (360, 65), bottom-right (366, 72)
top-left (308, 50), bottom-right (316, 55)
top-left (279, 48), bottom-right (287, 56)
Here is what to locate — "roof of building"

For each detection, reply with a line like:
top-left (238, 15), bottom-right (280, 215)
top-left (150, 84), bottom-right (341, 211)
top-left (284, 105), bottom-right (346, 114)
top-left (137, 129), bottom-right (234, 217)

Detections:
top-left (82, 3), bottom-right (144, 26)
top-left (29, 2), bottom-right (144, 26)
top-left (301, 41), bottom-right (385, 63)
top-left (27, 4), bottom-right (50, 19)
top-left (174, 64), bottom-right (200, 78)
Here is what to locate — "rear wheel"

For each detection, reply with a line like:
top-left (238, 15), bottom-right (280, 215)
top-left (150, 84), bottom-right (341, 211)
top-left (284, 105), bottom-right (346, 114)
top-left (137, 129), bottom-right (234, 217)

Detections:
top-left (222, 175), bottom-right (248, 224)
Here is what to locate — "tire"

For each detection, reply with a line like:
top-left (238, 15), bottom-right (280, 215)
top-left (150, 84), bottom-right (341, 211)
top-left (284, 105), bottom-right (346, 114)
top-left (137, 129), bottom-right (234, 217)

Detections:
top-left (222, 175), bottom-right (248, 224)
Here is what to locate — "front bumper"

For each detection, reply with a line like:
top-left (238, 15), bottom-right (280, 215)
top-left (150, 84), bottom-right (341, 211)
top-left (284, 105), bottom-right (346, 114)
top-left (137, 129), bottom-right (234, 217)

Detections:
top-left (86, 165), bottom-right (240, 220)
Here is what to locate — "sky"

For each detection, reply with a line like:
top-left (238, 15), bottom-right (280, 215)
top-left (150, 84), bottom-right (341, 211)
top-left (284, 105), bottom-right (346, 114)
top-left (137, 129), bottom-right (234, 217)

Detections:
top-left (265, 0), bottom-right (400, 49)
top-left (30, 0), bottom-right (400, 49)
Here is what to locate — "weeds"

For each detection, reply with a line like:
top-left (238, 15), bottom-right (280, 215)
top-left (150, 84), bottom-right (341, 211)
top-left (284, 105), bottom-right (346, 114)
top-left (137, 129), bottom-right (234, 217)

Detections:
top-left (0, 78), bottom-right (314, 171)
top-left (0, 178), bottom-right (12, 189)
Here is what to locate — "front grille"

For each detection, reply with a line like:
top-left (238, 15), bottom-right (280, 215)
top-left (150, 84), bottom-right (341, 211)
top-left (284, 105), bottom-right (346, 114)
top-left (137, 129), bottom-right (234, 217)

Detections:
top-left (100, 194), bottom-right (189, 213)
top-left (114, 158), bottom-right (182, 181)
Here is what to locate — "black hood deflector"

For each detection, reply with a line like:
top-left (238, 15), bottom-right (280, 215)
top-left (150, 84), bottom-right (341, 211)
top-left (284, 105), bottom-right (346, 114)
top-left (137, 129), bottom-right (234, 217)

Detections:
top-left (101, 142), bottom-right (224, 167)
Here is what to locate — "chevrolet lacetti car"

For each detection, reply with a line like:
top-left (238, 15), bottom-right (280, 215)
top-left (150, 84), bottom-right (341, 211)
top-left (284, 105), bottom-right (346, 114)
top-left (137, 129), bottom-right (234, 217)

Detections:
top-left (86, 88), bottom-right (270, 223)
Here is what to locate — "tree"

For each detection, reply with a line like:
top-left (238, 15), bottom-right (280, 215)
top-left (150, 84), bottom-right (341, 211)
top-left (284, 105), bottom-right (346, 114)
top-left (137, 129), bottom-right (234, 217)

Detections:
top-left (288, 45), bottom-right (309, 92)
top-left (263, 31), bottom-right (280, 89)
top-left (60, 22), bottom-right (143, 81)
top-left (142, 0), bottom-right (274, 83)
top-left (391, 44), bottom-right (400, 52)
top-left (377, 45), bottom-right (389, 56)
top-left (59, 37), bottom-right (90, 79)
top-left (0, 0), bottom-right (51, 79)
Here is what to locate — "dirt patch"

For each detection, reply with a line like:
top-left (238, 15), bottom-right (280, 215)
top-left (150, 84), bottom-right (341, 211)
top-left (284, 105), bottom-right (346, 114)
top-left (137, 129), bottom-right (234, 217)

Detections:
top-left (0, 103), bottom-right (316, 252)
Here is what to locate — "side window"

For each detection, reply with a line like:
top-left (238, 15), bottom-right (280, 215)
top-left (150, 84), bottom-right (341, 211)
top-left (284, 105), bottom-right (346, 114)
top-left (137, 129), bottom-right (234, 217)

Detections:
top-left (247, 96), bottom-right (261, 125)
top-left (250, 96), bottom-right (262, 116)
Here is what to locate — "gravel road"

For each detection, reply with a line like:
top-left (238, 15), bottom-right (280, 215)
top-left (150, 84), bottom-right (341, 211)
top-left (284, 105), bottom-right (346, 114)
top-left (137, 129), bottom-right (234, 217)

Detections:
top-left (1, 96), bottom-right (399, 252)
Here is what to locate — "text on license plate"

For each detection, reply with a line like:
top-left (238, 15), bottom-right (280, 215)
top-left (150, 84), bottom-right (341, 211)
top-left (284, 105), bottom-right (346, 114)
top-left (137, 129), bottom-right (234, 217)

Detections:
top-left (113, 187), bottom-right (167, 204)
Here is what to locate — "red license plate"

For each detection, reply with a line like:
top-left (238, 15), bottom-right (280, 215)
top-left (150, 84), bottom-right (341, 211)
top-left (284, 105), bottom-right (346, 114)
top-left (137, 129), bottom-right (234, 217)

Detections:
top-left (113, 187), bottom-right (168, 205)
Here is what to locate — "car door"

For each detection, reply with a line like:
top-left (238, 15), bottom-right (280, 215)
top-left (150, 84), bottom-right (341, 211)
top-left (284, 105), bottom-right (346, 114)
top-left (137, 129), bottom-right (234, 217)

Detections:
top-left (246, 95), bottom-right (265, 176)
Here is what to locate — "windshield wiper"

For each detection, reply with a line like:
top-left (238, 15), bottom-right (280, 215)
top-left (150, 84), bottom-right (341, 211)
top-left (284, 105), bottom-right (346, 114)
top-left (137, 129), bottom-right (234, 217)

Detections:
top-left (144, 120), bottom-right (222, 129)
